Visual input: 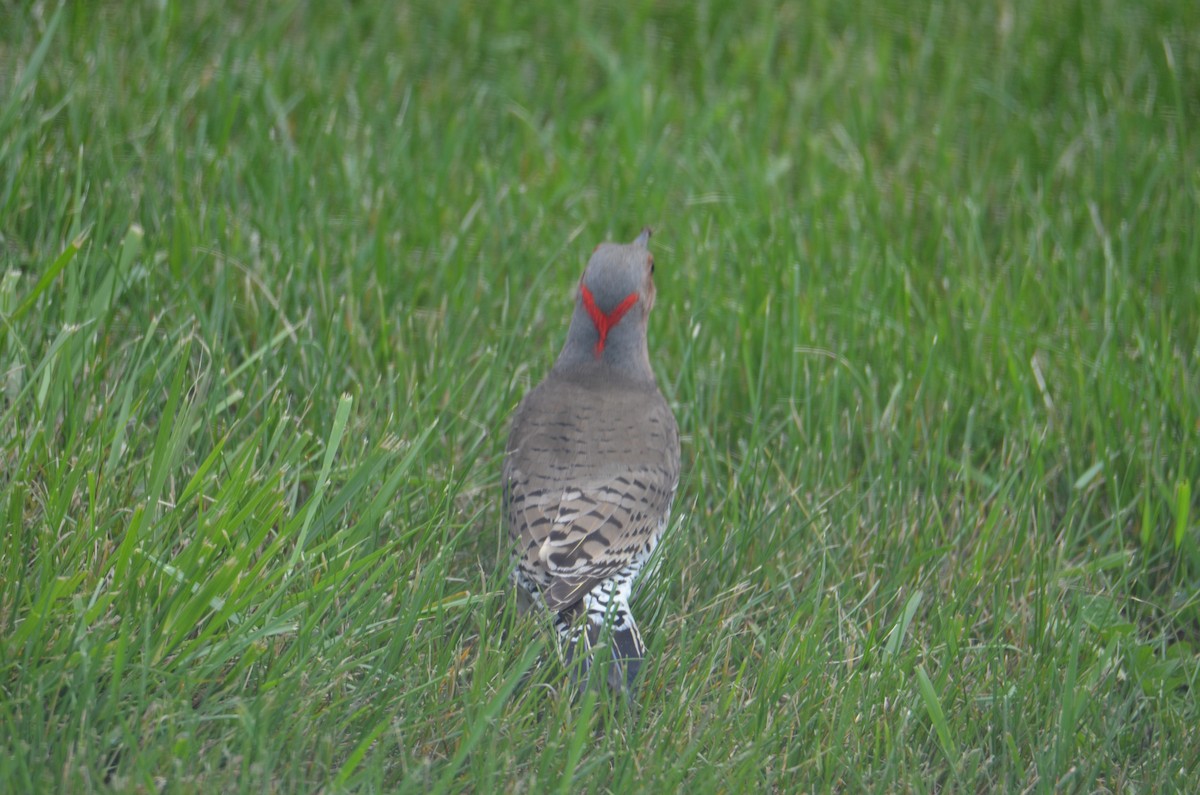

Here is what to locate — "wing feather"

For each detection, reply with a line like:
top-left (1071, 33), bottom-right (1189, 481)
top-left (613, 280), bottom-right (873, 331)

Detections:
top-left (502, 375), bottom-right (680, 612)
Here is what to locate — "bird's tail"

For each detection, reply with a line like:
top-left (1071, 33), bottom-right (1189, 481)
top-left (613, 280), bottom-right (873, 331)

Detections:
top-left (560, 605), bottom-right (645, 697)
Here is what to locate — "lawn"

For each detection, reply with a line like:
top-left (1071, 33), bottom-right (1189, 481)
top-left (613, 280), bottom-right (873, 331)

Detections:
top-left (2, 0), bottom-right (1198, 791)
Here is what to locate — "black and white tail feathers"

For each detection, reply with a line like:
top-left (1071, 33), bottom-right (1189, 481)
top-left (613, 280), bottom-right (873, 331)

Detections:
top-left (558, 603), bottom-right (646, 697)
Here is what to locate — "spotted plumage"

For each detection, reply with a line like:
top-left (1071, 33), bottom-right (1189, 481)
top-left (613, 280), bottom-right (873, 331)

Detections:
top-left (503, 228), bottom-right (680, 694)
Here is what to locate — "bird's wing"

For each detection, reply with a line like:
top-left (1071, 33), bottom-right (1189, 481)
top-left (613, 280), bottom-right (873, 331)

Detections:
top-left (507, 466), bottom-right (677, 611)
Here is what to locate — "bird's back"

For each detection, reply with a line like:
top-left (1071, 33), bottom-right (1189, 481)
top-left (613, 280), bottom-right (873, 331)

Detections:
top-left (503, 366), bottom-right (679, 612)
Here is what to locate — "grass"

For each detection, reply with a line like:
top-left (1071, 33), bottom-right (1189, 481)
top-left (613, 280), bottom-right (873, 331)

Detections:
top-left (1, 0), bottom-right (1198, 791)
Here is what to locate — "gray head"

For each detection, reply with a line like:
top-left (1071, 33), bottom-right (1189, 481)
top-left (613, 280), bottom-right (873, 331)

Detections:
top-left (554, 227), bottom-right (659, 379)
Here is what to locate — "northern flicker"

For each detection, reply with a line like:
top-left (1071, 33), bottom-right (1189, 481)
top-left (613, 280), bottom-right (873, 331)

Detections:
top-left (503, 227), bottom-right (680, 695)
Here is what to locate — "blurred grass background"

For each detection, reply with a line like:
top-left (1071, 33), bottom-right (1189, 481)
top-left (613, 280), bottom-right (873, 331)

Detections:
top-left (1, 0), bottom-right (1197, 791)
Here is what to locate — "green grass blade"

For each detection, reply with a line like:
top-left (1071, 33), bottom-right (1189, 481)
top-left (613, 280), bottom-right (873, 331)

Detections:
top-left (287, 393), bottom-right (353, 570)
top-left (916, 664), bottom-right (959, 770)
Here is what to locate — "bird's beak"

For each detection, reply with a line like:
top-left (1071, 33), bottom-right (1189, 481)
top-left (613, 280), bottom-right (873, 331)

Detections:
top-left (633, 226), bottom-right (652, 248)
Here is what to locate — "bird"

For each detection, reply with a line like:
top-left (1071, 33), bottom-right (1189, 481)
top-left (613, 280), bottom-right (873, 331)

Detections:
top-left (502, 227), bottom-right (680, 695)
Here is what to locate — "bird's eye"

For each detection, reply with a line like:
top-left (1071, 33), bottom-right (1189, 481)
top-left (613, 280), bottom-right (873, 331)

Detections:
top-left (648, 256), bottom-right (655, 275)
